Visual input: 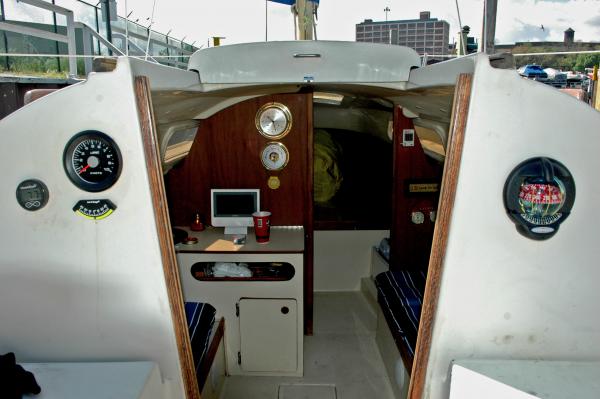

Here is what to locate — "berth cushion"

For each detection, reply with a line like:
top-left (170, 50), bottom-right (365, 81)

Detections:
top-left (184, 302), bottom-right (216, 379)
top-left (375, 270), bottom-right (426, 358)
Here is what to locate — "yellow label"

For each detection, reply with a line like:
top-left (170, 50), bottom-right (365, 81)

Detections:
top-left (409, 183), bottom-right (439, 193)
top-left (268, 176), bottom-right (281, 190)
top-left (75, 209), bottom-right (114, 220)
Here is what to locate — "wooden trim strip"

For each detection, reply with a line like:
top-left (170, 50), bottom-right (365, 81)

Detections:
top-left (304, 92), bottom-right (314, 335)
top-left (378, 302), bottom-right (415, 374)
top-left (407, 74), bottom-right (472, 399)
top-left (197, 318), bottom-right (225, 391)
top-left (135, 76), bottom-right (201, 399)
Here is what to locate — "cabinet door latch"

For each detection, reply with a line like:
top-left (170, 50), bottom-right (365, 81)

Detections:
top-left (237, 351), bottom-right (242, 365)
top-left (235, 303), bottom-right (239, 317)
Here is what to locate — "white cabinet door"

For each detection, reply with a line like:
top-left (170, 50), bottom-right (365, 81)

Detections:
top-left (239, 298), bottom-right (297, 372)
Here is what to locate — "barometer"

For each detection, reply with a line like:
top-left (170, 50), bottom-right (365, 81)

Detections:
top-left (64, 131), bottom-right (122, 192)
top-left (255, 102), bottom-right (293, 139)
top-left (261, 142), bottom-right (289, 171)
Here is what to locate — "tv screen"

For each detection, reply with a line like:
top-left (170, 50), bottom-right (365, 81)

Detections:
top-left (214, 192), bottom-right (257, 217)
top-left (211, 189), bottom-right (260, 235)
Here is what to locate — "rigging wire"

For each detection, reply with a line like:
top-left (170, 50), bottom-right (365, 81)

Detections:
top-left (0, 53), bottom-right (193, 59)
top-left (3, 49), bottom-right (600, 60)
top-left (144, 0), bottom-right (158, 61)
top-left (124, 0), bottom-right (129, 57)
top-left (454, 0), bottom-right (467, 56)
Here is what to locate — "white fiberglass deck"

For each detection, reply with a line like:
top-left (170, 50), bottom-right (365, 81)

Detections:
top-left (220, 292), bottom-right (395, 399)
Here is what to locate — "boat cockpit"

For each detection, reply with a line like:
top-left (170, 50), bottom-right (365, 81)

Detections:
top-left (1, 41), bottom-right (600, 399)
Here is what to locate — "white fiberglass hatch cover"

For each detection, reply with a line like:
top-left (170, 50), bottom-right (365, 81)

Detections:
top-left (188, 41), bottom-right (421, 84)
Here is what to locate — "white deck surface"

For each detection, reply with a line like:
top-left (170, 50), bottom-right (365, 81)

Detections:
top-left (220, 292), bottom-right (395, 399)
top-left (22, 361), bottom-right (162, 399)
top-left (452, 359), bottom-right (600, 399)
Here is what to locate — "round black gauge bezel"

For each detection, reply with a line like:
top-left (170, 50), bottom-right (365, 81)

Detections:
top-left (16, 179), bottom-right (49, 211)
top-left (63, 130), bottom-right (123, 192)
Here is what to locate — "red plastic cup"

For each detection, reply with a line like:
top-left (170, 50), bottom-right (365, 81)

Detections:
top-left (252, 211), bottom-right (271, 243)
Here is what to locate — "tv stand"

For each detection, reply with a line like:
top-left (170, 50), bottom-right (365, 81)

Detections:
top-left (224, 226), bottom-right (248, 235)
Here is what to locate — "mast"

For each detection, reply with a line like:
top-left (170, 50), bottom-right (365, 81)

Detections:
top-left (481, 0), bottom-right (498, 54)
top-left (295, 0), bottom-right (315, 40)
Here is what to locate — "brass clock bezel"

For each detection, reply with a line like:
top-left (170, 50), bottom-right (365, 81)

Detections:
top-left (261, 142), bottom-right (290, 171)
top-left (255, 102), bottom-right (293, 140)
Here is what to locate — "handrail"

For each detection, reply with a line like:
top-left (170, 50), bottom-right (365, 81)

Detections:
top-left (4, 0), bottom-right (196, 76)
top-left (76, 23), bottom-right (124, 56)
top-left (17, 0), bottom-right (77, 77)
top-left (111, 26), bottom-right (195, 55)
top-left (111, 32), bottom-right (158, 63)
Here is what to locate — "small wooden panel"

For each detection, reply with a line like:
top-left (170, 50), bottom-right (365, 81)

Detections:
top-left (0, 82), bottom-right (68, 120)
top-left (408, 74), bottom-right (473, 399)
top-left (377, 299), bottom-right (416, 374)
top-left (166, 93), bottom-right (311, 227)
top-left (390, 108), bottom-right (443, 270)
top-left (197, 318), bottom-right (225, 391)
top-left (135, 76), bottom-right (200, 399)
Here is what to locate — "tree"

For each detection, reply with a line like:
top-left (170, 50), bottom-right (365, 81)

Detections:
top-left (573, 53), bottom-right (600, 72)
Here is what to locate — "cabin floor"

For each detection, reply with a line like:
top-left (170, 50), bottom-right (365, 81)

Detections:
top-left (220, 291), bottom-right (395, 399)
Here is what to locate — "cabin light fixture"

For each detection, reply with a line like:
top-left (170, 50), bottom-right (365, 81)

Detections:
top-left (503, 157), bottom-right (575, 240)
top-left (313, 92), bottom-right (344, 105)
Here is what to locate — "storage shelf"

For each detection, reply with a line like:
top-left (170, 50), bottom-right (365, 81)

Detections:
top-left (191, 261), bottom-right (295, 282)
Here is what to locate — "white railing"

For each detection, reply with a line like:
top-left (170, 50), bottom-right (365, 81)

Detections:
top-left (0, 0), bottom-right (199, 77)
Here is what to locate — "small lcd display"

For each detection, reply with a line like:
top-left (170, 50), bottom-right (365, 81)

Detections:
top-left (213, 192), bottom-right (257, 217)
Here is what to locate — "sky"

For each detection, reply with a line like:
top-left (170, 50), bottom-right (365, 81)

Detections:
top-left (115, 0), bottom-right (600, 48)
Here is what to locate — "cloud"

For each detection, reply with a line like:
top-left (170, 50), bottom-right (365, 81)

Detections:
top-left (505, 20), bottom-right (551, 42)
top-left (585, 15), bottom-right (600, 27)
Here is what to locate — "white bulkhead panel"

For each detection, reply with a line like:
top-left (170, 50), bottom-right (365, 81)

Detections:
top-left (422, 54), bottom-right (600, 398)
top-left (239, 298), bottom-right (298, 373)
top-left (0, 59), bottom-right (187, 399)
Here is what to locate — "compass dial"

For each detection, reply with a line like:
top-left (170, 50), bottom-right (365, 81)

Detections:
top-left (64, 131), bottom-right (122, 192)
top-left (255, 102), bottom-right (292, 139)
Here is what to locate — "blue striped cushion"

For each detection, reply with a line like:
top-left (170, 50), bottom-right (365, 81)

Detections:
top-left (375, 270), bottom-right (426, 357)
top-left (184, 302), bottom-right (216, 379)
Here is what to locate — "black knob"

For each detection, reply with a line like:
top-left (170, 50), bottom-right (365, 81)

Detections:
top-left (281, 306), bottom-right (289, 314)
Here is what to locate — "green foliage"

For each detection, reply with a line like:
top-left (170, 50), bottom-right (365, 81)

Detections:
top-left (513, 43), bottom-right (600, 71)
top-left (573, 53), bottom-right (600, 72)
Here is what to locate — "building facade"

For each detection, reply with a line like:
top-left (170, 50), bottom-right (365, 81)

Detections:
top-left (355, 11), bottom-right (450, 57)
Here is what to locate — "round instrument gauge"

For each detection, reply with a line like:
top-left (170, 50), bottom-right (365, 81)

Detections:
top-left (63, 131), bottom-right (122, 192)
top-left (255, 102), bottom-right (293, 139)
top-left (261, 142), bottom-right (289, 171)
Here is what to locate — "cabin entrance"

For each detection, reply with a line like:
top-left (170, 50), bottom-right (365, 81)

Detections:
top-left (156, 73), bottom-right (469, 398)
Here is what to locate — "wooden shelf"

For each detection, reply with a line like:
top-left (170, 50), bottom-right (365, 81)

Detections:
top-left (174, 226), bottom-right (304, 253)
